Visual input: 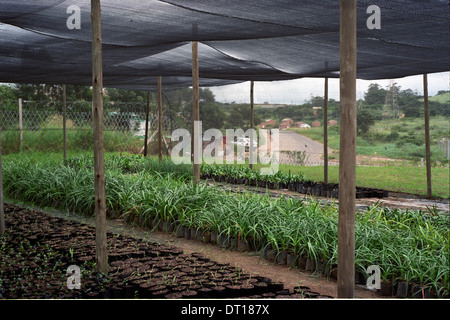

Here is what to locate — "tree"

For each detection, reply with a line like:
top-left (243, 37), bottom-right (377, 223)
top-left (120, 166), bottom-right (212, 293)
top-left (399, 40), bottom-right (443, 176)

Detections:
top-left (65, 85), bottom-right (92, 101)
top-left (308, 96), bottom-right (324, 107)
top-left (0, 84), bottom-right (18, 109)
top-left (400, 95), bottom-right (422, 118)
top-left (328, 99), bottom-right (341, 120)
top-left (200, 101), bottom-right (225, 130)
top-left (199, 88), bottom-right (215, 103)
top-left (10, 83), bottom-right (92, 103)
top-left (164, 87), bottom-right (192, 113)
top-left (398, 88), bottom-right (416, 99)
top-left (429, 101), bottom-right (449, 117)
top-left (174, 87), bottom-right (231, 131)
top-left (106, 88), bottom-right (146, 103)
top-left (14, 83), bottom-right (53, 101)
top-left (357, 109), bottom-right (376, 136)
top-left (364, 83), bottom-right (386, 108)
top-left (226, 103), bottom-right (262, 130)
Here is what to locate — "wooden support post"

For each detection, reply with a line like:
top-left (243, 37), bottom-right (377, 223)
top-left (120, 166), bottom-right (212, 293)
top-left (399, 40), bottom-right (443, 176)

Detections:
top-left (249, 81), bottom-right (254, 170)
top-left (0, 84), bottom-right (4, 234)
top-left (141, 130), bottom-right (158, 154)
top-left (91, 0), bottom-right (107, 274)
top-left (192, 41), bottom-right (200, 183)
top-left (323, 77), bottom-right (329, 185)
top-left (337, 0), bottom-right (357, 298)
top-left (63, 84), bottom-right (67, 162)
top-left (423, 74), bottom-right (432, 199)
top-left (143, 91), bottom-right (150, 157)
top-left (18, 98), bottom-right (23, 151)
top-left (0, 131), bottom-right (4, 234)
top-left (158, 76), bottom-right (163, 161)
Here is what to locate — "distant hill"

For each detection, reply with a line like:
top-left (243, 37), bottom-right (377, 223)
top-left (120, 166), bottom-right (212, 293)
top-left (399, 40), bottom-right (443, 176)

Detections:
top-left (419, 92), bottom-right (450, 104)
top-left (428, 92), bottom-right (450, 104)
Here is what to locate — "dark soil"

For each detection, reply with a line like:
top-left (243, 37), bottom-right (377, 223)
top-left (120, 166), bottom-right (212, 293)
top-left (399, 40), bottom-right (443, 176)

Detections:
top-left (0, 204), bottom-right (332, 299)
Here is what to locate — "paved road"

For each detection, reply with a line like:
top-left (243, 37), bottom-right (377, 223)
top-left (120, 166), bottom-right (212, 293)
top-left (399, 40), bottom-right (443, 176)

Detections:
top-left (278, 130), bottom-right (333, 165)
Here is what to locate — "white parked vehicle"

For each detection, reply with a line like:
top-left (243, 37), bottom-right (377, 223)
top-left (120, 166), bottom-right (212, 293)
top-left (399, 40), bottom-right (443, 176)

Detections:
top-left (232, 137), bottom-right (257, 149)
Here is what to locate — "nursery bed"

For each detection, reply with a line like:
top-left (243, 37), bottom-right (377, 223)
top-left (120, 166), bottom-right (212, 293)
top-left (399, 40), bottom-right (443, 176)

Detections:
top-left (0, 204), bottom-right (333, 299)
top-left (205, 179), bottom-right (450, 213)
top-left (202, 172), bottom-right (390, 199)
top-left (2, 155), bottom-right (448, 299)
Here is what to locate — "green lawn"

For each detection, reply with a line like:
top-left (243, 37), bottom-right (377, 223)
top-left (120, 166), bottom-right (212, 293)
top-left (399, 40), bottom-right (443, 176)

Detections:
top-left (276, 164), bottom-right (449, 199)
top-left (212, 157), bottom-right (449, 199)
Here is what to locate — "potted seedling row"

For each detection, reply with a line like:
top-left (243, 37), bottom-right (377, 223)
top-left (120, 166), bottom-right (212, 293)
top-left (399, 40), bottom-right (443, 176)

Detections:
top-left (200, 164), bottom-right (388, 199)
top-left (2, 156), bottom-right (448, 298)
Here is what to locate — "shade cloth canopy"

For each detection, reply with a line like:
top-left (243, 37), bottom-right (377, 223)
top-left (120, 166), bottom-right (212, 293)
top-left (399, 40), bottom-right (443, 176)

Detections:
top-left (0, 0), bottom-right (448, 90)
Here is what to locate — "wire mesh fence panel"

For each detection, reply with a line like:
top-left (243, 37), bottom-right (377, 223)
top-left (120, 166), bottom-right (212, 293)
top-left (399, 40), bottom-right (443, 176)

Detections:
top-left (2, 100), bottom-right (446, 167)
top-left (278, 150), bottom-right (330, 166)
top-left (0, 101), bottom-right (183, 155)
top-left (437, 138), bottom-right (450, 160)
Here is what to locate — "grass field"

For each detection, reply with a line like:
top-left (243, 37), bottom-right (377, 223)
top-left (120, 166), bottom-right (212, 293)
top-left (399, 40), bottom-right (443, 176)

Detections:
top-left (239, 162), bottom-right (448, 199)
top-left (278, 164), bottom-right (449, 199)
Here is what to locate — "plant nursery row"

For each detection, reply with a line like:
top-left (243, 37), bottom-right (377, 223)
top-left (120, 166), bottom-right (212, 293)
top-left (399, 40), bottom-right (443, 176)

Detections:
top-left (2, 204), bottom-right (325, 299)
top-left (200, 164), bottom-right (389, 199)
top-left (2, 154), bottom-right (448, 298)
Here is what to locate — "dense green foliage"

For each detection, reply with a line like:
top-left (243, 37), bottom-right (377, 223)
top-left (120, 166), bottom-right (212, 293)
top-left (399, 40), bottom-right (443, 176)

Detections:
top-left (201, 162), bottom-right (307, 184)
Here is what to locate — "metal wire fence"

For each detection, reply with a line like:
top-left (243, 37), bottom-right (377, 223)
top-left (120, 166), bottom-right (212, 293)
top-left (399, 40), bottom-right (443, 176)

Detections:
top-left (0, 100), bottom-right (184, 155)
top-left (438, 138), bottom-right (450, 160)
top-left (1, 100), bottom-right (447, 167)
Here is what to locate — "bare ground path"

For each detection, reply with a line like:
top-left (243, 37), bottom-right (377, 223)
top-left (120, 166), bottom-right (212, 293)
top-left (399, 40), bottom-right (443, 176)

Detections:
top-left (278, 130), bottom-right (333, 165)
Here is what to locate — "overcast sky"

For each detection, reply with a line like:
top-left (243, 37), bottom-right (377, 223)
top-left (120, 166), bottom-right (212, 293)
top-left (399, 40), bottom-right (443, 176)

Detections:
top-left (210, 72), bottom-right (450, 105)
